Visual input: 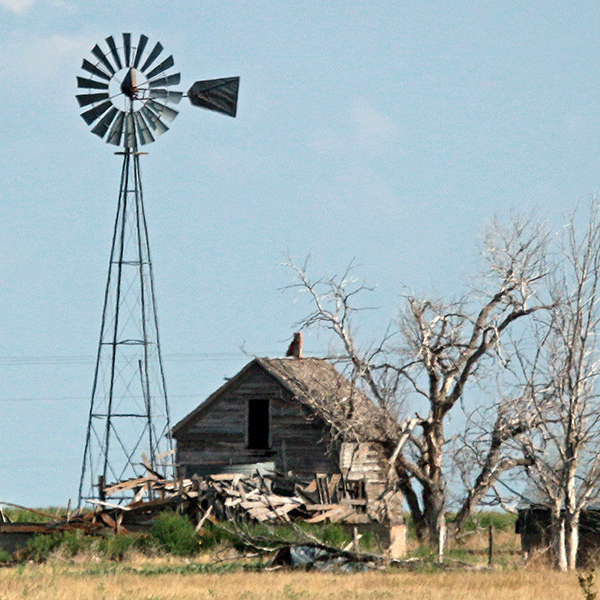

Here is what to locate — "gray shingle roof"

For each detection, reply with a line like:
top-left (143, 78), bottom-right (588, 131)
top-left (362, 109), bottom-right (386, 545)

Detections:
top-left (172, 356), bottom-right (395, 441)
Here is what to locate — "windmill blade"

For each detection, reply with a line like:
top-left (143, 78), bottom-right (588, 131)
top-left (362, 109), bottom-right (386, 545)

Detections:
top-left (145, 55), bottom-right (174, 81)
top-left (123, 33), bottom-right (132, 67)
top-left (91, 107), bottom-right (118, 139)
top-left (132, 34), bottom-right (149, 69)
top-left (82, 59), bottom-right (111, 81)
top-left (140, 106), bottom-right (169, 136)
top-left (123, 112), bottom-right (135, 148)
top-left (76, 92), bottom-right (110, 108)
top-left (140, 41), bottom-right (163, 74)
top-left (77, 77), bottom-right (109, 91)
top-left (91, 44), bottom-right (116, 75)
top-left (81, 100), bottom-right (113, 125)
top-left (148, 89), bottom-right (183, 104)
top-left (147, 99), bottom-right (178, 123)
top-left (106, 111), bottom-right (125, 146)
top-left (187, 77), bottom-right (239, 117)
top-left (148, 73), bottom-right (181, 89)
top-left (134, 112), bottom-right (155, 145)
top-left (105, 35), bottom-right (123, 70)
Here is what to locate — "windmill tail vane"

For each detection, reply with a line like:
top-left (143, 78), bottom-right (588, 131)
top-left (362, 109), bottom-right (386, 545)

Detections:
top-left (76, 33), bottom-right (239, 506)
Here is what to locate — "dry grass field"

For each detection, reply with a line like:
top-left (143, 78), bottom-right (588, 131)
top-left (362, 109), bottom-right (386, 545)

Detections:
top-left (0, 561), bottom-right (588, 600)
top-left (0, 513), bottom-right (589, 599)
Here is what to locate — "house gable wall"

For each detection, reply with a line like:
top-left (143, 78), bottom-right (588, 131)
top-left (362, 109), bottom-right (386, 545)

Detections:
top-left (175, 363), bottom-right (340, 477)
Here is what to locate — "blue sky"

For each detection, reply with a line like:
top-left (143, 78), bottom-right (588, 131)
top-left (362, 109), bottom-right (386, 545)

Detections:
top-left (1, 1), bottom-right (600, 506)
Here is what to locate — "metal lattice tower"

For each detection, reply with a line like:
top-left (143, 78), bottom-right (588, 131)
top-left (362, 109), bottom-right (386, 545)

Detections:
top-left (76, 33), bottom-right (239, 505)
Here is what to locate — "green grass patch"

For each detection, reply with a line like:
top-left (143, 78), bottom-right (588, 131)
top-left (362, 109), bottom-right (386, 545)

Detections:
top-left (198, 520), bottom-right (382, 554)
top-left (21, 530), bottom-right (93, 562)
top-left (2, 506), bottom-right (68, 523)
top-left (151, 511), bottom-right (199, 556)
top-left (451, 511), bottom-right (517, 532)
top-left (81, 560), bottom-right (266, 577)
top-left (0, 549), bottom-right (13, 562)
top-left (402, 511), bottom-right (517, 540)
top-left (97, 532), bottom-right (153, 560)
top-left (19, 530), bottom-right (155, 563)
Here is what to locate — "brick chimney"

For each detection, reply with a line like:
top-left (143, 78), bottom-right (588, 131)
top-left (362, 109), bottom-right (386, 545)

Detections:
top-left (286, 332), bottom-right (303, 359)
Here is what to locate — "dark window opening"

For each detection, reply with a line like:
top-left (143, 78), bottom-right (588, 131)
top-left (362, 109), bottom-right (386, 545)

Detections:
top-left (248, 399), bottom-right (270, 449)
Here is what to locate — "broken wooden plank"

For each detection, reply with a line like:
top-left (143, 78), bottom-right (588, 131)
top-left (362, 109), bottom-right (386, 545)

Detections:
top-left (327, 474), bottom-right (341, 500)
top-left (195, 506), bottom-right (213, 532)
top-left (304, 479), bottom-right (318, 493)
top-left (99, 512), bottom-right (118, 530)
top-left (209, 473), bottom-right (246, 481)
top-left (104, 476), bottom-right (157, 496)
top-left (86, 499), bottom-right (131, 511)
top-left (306, 505), bottom-right (354, 524)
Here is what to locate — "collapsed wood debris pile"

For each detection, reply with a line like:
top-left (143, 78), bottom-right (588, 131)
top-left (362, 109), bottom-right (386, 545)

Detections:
top-left (0, 469), bottom-right (407, 562)
top-left (94, 470), bottom-right (374, 528)
top-left (1, 469), bottom-right (381, 540)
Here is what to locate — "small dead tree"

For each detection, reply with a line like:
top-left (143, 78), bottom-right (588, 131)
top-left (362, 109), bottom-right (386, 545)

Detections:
top-left (513, 201), bottom-right (600, 571)
top-left (285, 214), bottom-right (550, 558)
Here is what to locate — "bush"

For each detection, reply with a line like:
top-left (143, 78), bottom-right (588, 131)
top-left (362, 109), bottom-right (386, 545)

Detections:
top-left (0, 549), bottom-right (13, 563)
top-left (21, 530), bottom-right (155, 563)
top-left (60, 530), bottom-right (94, 556)
top-left (97, 533), bottom-right (150, 561)
top-left (450, 511), bottom-right (517, 533)
top-left (23, 532), bottom-right (69, 562)
top-left (198, 521), bottom-right (365, 554)
top-left (151, 511), bottom-right (199, 556)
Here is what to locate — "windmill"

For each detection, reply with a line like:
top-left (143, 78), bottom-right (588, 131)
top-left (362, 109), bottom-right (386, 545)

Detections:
top-left (76, 33), bottom-right (239, 506)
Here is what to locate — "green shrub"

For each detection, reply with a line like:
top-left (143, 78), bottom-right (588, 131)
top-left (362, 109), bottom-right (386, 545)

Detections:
top-left (151, 511), bottom-right (199, 556)
top-left (23, 532), bottom-right (65, 562)
top-left (60, 530), bottom-right (93, 556)
top-left (449, 511), bottom-right (517, 533)
top-left (22, 530), bottom-right (93, 562)
top-left (0, 549), bottom-right (13, 562)
top-left (21, 530), bottom-right (156, 563)
top-left (97, 533), bottom-right (150, 560)
top-left (195, 521), bottom-right (239, 550)
top-left (198, 521), bottom-right (362, 554)
top-left (316, 523), bottom-right (352, 547)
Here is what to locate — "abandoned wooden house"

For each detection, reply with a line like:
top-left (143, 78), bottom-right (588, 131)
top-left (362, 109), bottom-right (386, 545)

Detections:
top-left (172, 351), bottom-right (403, 523)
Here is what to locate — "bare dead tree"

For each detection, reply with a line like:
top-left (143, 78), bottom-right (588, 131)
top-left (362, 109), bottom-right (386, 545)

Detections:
top-left (512, 201), bottom-right (600, 571)
top-left (284, 214), bottom-right (551, 559)
top-left (451, 396), bottom-right (537, 531)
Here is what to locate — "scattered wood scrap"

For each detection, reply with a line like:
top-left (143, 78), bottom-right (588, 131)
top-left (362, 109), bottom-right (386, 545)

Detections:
top-left (92, 470), bottom-right (374, 526)
top-left (0, 470), bottom-right (382, 545)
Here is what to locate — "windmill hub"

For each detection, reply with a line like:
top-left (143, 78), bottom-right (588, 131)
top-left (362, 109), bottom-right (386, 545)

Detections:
top-left (120, 68), bottom-right (139, 99)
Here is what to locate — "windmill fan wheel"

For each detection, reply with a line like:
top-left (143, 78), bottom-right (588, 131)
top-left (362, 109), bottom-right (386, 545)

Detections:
top-left (76, 33), bottom-right (182, 148)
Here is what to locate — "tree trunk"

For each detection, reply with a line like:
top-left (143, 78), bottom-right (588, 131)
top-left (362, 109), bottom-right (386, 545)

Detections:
top-left (421, 420), bottom-right (447, 560)
top-left (423, 483), bottom-right (446, 561)
top-left (396, 470), bottom-right (426, 540)
top-left (564, 446), bottom-right (579, 570)
top-left (551, 507), bottom-right (567, 571)
top-left (566, 515), bottom-right (579, 570)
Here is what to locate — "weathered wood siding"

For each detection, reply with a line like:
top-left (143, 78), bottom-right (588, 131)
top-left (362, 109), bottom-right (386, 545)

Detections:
top-left (175, 363), bottom-right (340, 477)
top-left (341, 442), bottom-right (403, 523)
